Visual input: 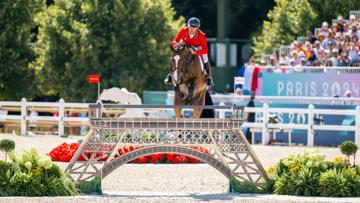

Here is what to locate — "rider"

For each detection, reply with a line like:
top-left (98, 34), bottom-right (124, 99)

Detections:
top-left (164, 17), bottom-right (214, 86)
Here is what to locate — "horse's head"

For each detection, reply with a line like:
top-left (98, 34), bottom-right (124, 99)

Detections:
top-left (169, 43), bottom-right (196, 100)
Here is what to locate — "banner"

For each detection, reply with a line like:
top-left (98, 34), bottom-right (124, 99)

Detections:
top-left (262, 73), bottom-right (360, 97)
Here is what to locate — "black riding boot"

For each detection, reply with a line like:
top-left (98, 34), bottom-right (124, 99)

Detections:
top-left (164, 73), bottom-right (172, 85)
top-left (204, 62), bottom-right (214, 86)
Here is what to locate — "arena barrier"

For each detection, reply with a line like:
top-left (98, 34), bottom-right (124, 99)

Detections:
top-left (1, 98), bottom-right (359, 146)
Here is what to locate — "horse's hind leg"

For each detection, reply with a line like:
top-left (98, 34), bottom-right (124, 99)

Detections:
top-left (193, 91), bottom-right (206, 118)
top-left (175, 108), bottom-right (183, 118)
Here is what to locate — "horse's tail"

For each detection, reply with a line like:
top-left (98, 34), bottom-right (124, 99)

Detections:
top-left (200, 91), bottom-right (215, 118)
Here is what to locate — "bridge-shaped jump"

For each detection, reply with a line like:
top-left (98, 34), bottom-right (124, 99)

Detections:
top-left (66, 104), bottom-right (268, 187)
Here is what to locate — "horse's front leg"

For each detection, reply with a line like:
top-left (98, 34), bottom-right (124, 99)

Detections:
top-left (193, 108), bottom-right (202, 118)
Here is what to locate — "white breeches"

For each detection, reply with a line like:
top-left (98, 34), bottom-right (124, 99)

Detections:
top-left (193, 46), bottom-right (208, 63)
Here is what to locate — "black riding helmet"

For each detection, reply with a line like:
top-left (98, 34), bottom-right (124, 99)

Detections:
top-left (188, 17), bottom-right (200, 27)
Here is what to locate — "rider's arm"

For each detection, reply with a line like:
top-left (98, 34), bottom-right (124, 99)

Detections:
top-left (172, 27), bottom-right (186, 47)
top-left (196, 34), bottom-right (208, 56)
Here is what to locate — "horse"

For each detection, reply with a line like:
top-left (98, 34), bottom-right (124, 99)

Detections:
top-left (169, 43), bottom-right (212, 118)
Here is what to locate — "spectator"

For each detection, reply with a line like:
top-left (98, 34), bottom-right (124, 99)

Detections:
top-left (330, 51), bottom-right (338, 66)
top-left (349, 14), bottom-right (357, 27)
top-left (308, 49), bottom-right (317, 64)
top-left (259, 13), bottom-right (360, 70)
top-left (306, 31), bottom-right (317, 44)
top-left (336, 15), bottom-right (345, 33)
top-left (344, 90), bottom-right (352, 98)
top-left (348, 42), bottom-right (359, 64)
top-left (325, 59), bottom-right (333, 67)
top-left (320, 21), bottom-right (331, 37)
top-left (235, 88), bottom-right (243, 96)
top-left (245, 91), bottom-right (256, 144)
top-left (338, 52), bottom-right (350, 66)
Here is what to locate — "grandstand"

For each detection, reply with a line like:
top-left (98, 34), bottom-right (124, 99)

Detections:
top-left (260, 11), bottom-right (360, 68)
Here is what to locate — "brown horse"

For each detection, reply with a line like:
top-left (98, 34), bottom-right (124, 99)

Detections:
top-left (169, 43), bottom-right (207, 118)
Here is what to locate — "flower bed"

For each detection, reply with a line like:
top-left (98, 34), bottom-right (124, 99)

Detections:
top-left (0, 148), bottom-right (78, 196)
top-left (265, 151), bottom-right (360, 197)
top-left (49, 142), bottom-right (210, 164)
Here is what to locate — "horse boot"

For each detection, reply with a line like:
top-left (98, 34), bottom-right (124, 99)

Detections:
top-left (204, 62), bottom-right (214, 86)
top-left (164, 73), bottom-right (172, 85)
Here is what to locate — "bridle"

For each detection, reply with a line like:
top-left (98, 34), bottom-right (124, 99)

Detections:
top-left (170, 45), bottom-right (195, 85)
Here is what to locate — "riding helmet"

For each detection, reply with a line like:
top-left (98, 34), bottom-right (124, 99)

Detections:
top-left (188, 17), bottom-right (200, 27)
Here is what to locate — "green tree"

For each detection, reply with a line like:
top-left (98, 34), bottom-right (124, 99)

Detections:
top-left (172, 0), bottom-right (275, 39)
top-left (33, 0), bottom-right (183, 102)
top-left (0, 0), bottom-right (44, 100)
top-left (340, 141), bottom-right (358, 166)
top-left (0, 139), bottom-right (15, 162)
top-left (308, 0), bottom-right (360, 29)
top-left (229, 0), bottom-right (275, 38)
top-left (252, 0), bottom-right (316, 59)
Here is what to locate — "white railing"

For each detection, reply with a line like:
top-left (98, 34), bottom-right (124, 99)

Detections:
top-left (210, 95), bottom-right (360, 106)
top-left (241, 104), bottom-right (360, 147)
top-left (1, 98), bottom-right (360, 147)
top-left (168, 92), bottom-right (360, 106)
top-left (296, 36), bottom-right (307, 44)
top-left (350, 11), bottom-right (360, 20)
top-left (247, 65), bottom-right (360, 74)
top-left (0, 98), bottom-right (89, 136)
top-left (279, 45), bottom-right (292, 56)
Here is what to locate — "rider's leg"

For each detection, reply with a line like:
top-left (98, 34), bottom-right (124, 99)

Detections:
top-left (201, 54), bottom-right (214, 86)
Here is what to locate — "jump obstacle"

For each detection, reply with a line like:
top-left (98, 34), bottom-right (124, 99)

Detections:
top-left (65, 104), bottom-right (268, 186)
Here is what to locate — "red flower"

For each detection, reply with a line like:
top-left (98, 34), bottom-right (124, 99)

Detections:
top-left (167, 154), bottom-right (174, 161)
top-left (137, 156), bottom-right (147, 163)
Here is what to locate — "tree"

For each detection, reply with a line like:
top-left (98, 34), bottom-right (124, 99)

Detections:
top-left (33, 0), bottom-right (183, 102)
top-left (340, 141), bottom-right (358, 166)
top-left (308, 0), bottom-right (360, 30)
top-left (0, 0), bottom-right (44, 100)
top-left (172, 0), bottom-right (217, 37)
top-left (229, 0), bottom-right (275, 38)
top-left (172, 0), bottom-right (275, 39)
top-left (252, 0), bottom-right (316, 60)
top-left (0, 139), bottom-right (15, 162)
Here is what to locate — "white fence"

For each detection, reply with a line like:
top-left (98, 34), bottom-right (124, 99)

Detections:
top-left (240, 104), bottom-right (360, 147)
top-left (0, 98), bottom-right (89, 136)
top-left (1, 98), bottom-right (359, 147)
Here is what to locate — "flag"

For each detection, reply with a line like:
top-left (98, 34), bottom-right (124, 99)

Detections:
top-left (234, 65), bottom-right (246, 89)
top-left (243, 65), bottom-right (259, 91)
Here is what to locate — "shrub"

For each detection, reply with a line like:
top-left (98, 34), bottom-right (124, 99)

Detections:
top-left (76, 176), bottom-right (102, 194)
top-left (340, 141), bottom-right (358, 166)
top-left (271, 151), bottom-right (328, 196)
top-left (342, 167), bottom-right (360, 197)
top-left (0, 148), bottom-right (78, 196)
top-left (331, 156), bottom-right (347, 170)
top-left (0, 139), bottom-right (15, 162)
top-left (229, 177), bottom-right (267, 193)
top-left (274, 167), bottom-right (320, 196)
top-left (318, 169), bottom-right (352, 197)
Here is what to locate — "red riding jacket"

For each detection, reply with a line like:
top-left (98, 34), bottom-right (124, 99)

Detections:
top-left (171, 27), bottom-right (208, 56)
